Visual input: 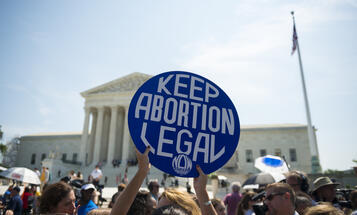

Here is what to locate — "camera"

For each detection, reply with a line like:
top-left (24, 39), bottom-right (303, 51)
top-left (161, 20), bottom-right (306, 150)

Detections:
top-left (252, 191), bottom-right (268, 215)
top-left (253, 203), bottom-right (268, 215)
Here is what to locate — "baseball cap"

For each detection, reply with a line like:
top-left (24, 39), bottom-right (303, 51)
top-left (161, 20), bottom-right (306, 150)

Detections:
top-left (81, 183), bottom-right (96, 191)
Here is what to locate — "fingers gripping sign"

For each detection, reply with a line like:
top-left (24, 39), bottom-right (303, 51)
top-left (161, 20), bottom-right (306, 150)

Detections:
top-left (128, 71), bottom-right (240, 177)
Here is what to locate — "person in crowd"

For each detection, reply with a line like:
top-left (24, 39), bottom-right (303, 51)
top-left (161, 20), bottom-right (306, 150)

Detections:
top-left (4, 186), bottom-right (22, 215)
top-left (264, 182), bottom-right (298, 215)
top-left (21, 186), bottom-right (33, 215)
top-left (78, 183), bottom-right (98, 215)
top-left (39, 182), bottom-right (76, 214)
top-left (311, 177), bottom-right (339, 206)
top-left (127, 190), bottom-right (156, 215)
top-left (69, 170), bottom-right (77, 180)
top-left (109, 183), bottom-right (126, 208)
top-left (350, 190), bottom-right (357, 215)
top-left (90, 165), bottom-right (103, 187)
top-left (286, 171), bottom-right (310, 194)
top-left (157, 188), bottom-right (200, 215)
top-left (40, 166), bottom-right (49, 191)
top-left (304, 204), bottom-right (343, 215)
top-left (77, 171), bottom-right (83, 180)
top-left (236, 191), bottom-right (257, 215)
top-left (110, 146), bottom-right (218, 215)
top-left (2, 185), bottom-right (13, 206)
top-left (211, 198), bottom-right (226, 215)
top-left (30, 186), bottom-right (40, 215)
top-left (295, 191), bottom-right (313, 215)
top-left (223, 182), bottom-right (243, 215)
top-left (148, 179), bottom-right (160, 203)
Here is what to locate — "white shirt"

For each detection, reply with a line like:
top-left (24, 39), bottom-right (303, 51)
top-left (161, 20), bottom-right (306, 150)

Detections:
top-left (90, 168), bottom-right (103, 179)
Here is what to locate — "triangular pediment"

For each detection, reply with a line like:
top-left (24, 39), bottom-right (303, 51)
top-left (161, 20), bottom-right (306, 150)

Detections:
top-left (81, 72), bottom-right (152, 97)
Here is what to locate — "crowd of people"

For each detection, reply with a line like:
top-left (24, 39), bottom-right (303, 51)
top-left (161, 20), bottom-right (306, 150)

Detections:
top-left (1, 150), bottom-right (356, 215)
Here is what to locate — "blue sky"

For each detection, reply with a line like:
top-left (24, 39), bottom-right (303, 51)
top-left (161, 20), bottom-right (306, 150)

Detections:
top-left (0, 0), bottom-right (356, 171)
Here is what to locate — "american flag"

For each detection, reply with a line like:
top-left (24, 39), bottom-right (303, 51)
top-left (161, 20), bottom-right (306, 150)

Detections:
top-left (291, 24), bottom-right (298, 55)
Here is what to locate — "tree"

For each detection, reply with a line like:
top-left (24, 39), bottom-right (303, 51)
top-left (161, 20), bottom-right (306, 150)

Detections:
top-left (0, 144), bottom-right (7, 156)
top-left (2, 137), bottom-right (20, 167)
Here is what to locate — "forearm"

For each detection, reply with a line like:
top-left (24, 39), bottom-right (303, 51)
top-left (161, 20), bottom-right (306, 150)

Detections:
top-left (110, 170), bottom-right (147, 215)
top-left (195, 189), bottom-right (217, 215)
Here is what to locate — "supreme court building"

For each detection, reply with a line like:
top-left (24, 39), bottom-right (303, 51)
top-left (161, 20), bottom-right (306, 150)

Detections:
top-left (15, 72), bottom-right (322, 185)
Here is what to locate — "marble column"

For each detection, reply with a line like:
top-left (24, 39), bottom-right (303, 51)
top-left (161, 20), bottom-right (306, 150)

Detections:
top-left (121, 106), bottom-right (130, 165)
top-left (88, 111), bottom-right (98, 165)
top-left (93, 106), bottom-right (105, 165)
top-left (79, 107), bottom-right (90, 166)
top-left (107, 106), bottom-right (118, 165)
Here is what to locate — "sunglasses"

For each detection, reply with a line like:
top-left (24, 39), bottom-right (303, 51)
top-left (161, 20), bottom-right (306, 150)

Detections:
top-left (265, 192), bottom-right (286, 201)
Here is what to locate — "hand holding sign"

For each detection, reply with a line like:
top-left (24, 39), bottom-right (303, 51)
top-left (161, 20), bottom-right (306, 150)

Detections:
top-left (128, 71), bottom-right (240, 177)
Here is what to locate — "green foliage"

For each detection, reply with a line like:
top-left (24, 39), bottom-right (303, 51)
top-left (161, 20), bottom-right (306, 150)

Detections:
top-left (209, 172), bottom-right (218, 179)
top-left (323, 169), bottom-right (344, 174)
top-left (353, 159), bottom-right (357, 164)
top-left (0, 144), bottom-right (7, 155)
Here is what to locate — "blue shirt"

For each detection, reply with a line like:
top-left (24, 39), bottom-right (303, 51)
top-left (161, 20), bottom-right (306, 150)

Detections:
top-left (7, 195), bottom-right (23, 215)
top-left (78, 200), bottom-right (98, 215)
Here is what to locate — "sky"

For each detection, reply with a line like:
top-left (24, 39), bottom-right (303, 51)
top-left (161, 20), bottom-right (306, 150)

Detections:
top-left (0, 0), bottom-right (356, 171)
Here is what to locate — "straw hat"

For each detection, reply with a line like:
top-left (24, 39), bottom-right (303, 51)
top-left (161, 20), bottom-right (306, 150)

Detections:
top-left (312, 177), bottom-right (339, 193)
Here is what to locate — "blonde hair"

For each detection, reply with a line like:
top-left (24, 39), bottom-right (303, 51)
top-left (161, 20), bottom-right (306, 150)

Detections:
top-left (160, 188), bottom-right (200, 215)
top-left (304, 204), bottom-right (343, 215)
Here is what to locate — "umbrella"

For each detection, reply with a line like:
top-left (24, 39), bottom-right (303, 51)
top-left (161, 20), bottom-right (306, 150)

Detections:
top-left (254, 155), bottom-right (289, 174)
top-left (242, 172), bottom-right (286, 188)
top-left (0, 167), bottom-right (41, 185)
top-left (218, 175), bottom-right (227, 181)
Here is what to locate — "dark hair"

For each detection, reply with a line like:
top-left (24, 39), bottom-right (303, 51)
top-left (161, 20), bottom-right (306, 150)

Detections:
top-left (286, 171), bottom-right (309, 193)
top-left (39, 182), bottom-right (73, 213)
top-left (13, 186), bottom-right (21, 193)
top-left (350, 190), bottom-right (357, 209)
top-left (24, 186), bottom-right (30, 193)
top-left (211, 198), bottom-right (223, 209)
top-left (118, 183), bottom-right (126, 192)
top-left (148, 180), bottom-right (159, 192)
top-left (236, 191), bottom-right (256, 215)
top-left (127, 191), bottom-right (152, 215)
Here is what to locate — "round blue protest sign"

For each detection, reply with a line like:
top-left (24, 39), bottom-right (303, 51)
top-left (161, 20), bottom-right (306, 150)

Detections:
top-left (128, 71), bottom-right (240, 177)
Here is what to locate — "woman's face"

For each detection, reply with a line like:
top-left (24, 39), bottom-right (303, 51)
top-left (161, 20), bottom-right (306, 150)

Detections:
top-left (53, 190), bottom-right (76, 215)
top-left (158, 195), bottom-right (172, 208)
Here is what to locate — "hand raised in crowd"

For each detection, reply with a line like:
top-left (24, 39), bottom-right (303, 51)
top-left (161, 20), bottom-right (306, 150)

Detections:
top-left (193, 165), bottom-right (217, 215)
top-left (110, 146), bottom-right (151, 215)
top-left (193, 165), bottom-right (208, 193)
top-left (136, 146), bottom-right (151, 175)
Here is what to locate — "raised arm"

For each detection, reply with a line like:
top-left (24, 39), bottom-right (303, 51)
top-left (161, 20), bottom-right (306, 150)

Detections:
top-left (193, 165), bottom-right (218, 215)
top-left (110, 147), bottom-right (150, 215)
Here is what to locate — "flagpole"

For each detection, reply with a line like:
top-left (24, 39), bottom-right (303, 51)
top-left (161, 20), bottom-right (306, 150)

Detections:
top-left (291, 11), bottom-right (321, 173)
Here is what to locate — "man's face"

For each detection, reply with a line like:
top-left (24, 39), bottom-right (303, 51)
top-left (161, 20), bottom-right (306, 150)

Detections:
top-left (81, 189), bottom-right (94, 202)
top-left (264, 188), bottom-right (288, 215)
top-left (287, 176), bottom-right (301, 192)
top-left (151, 182), bottom-right (159, 195)
top-left (316, 185), bottom-right (336, 202)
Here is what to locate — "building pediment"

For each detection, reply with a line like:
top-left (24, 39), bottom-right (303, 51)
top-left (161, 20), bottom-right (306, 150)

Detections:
top-left (81, 72), bottom-right (152, 97)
